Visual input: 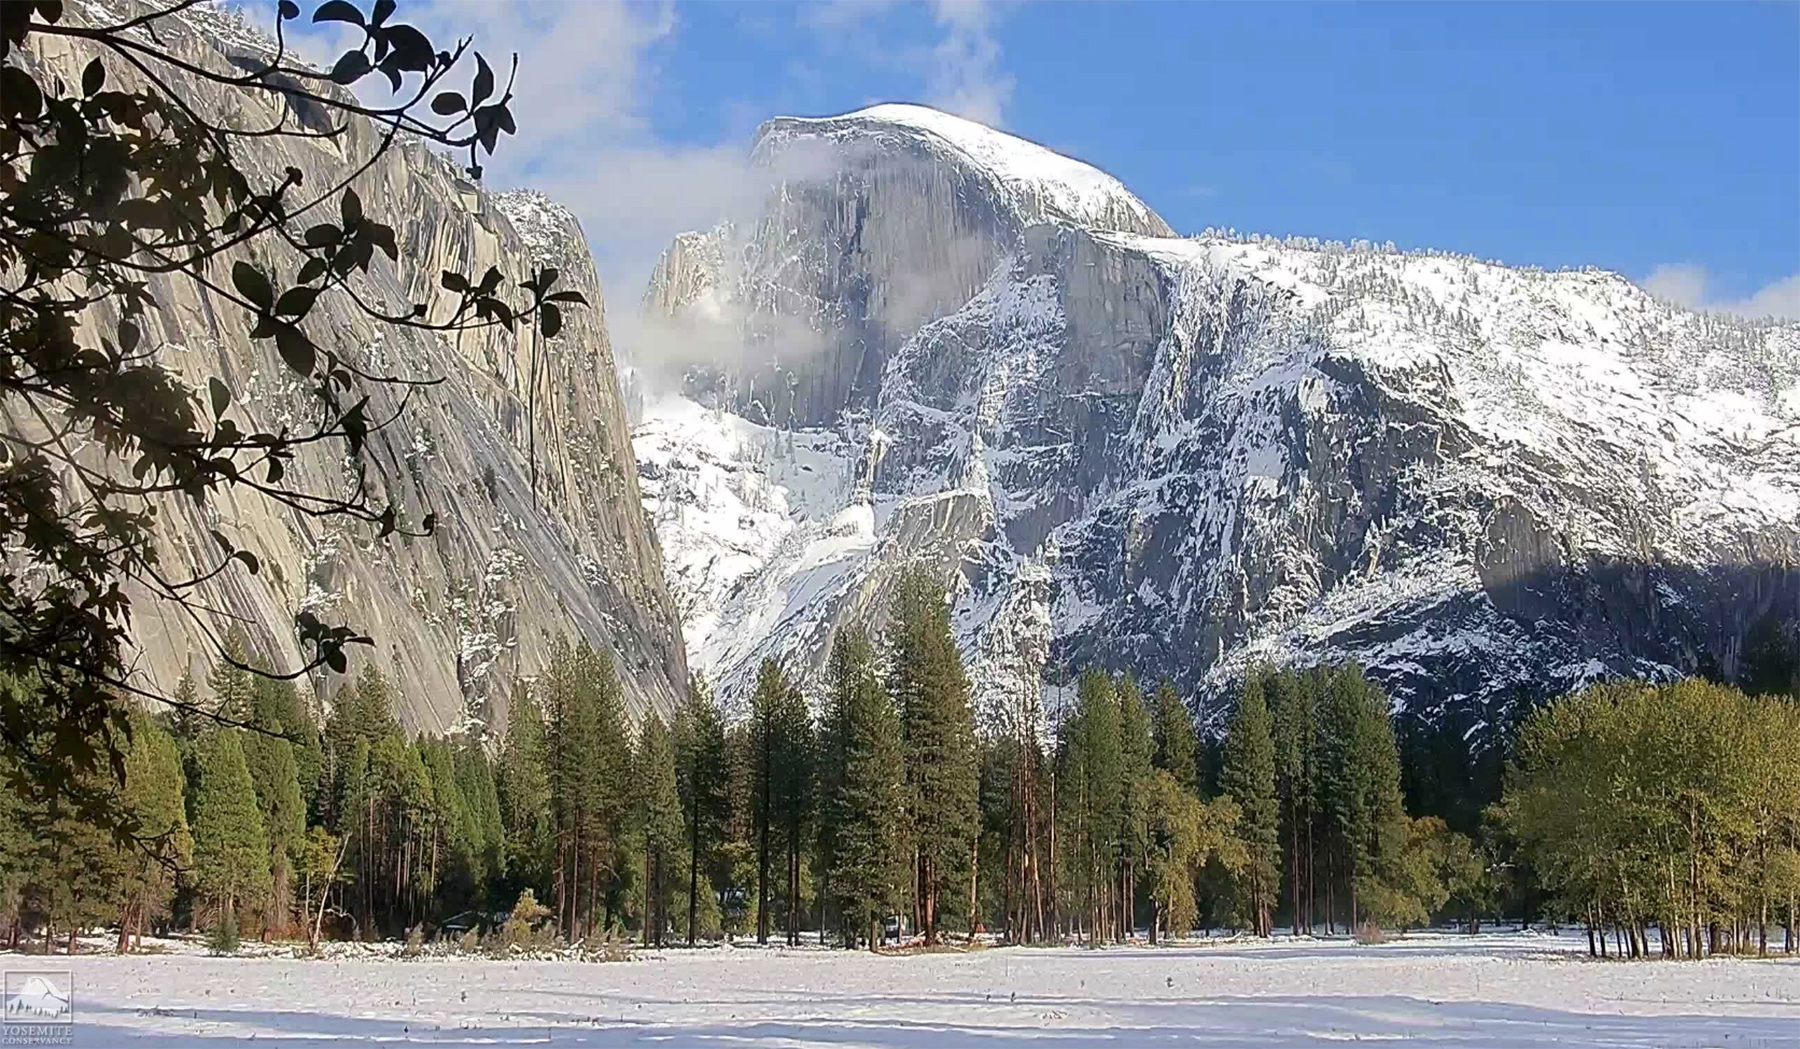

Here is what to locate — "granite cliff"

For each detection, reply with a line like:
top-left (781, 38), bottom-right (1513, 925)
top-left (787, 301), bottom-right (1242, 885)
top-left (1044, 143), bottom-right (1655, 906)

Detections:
top-left (17, 3), bottom-right (688, 730)
top-left (636, 104), bottom-right (1800, 741)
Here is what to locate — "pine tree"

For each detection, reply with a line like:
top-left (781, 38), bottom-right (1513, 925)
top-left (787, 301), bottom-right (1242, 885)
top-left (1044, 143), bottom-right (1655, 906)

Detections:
top-left (497, 679), bottom-right (552, 896)
top-left (1269, 667), bottom-right (1317, 934)
top-left (207, 628), bottom-right (257, 724)
top-left (820, 626), bottom-right (907, 948)
top-left (673, 675), bottom-right (728, 945)
top-left (1222, 668), bottom-right (1280, 936)
top-left (421, 737), bottom-right (479, 911)
top-left (122, 704), bottom-right (193, 950)
top-left (633, 712), bottom-right (683, 946)
top-left (240, 723), bottom-right (304, 936)
top-left (776, 680), bottom-right (814, 946)
top-left (454, 740), bottom-right (506, 898)
top-left (888, 566), bottom-right (979, 943)
top-left (251, 673), bottom-right (323, 819)
top-left (1315, 665), bottom-right (1406, 931)
top-left (191, 730), bottom-right (272, 930)
top-left (1151, 680), bottom-right (1198, 795)
top-left (1059, 669), bottom-right (1123, 943)
top-left (749, 658), bottom-right (790, 944)
top-left (1115, 674), bottom-right (1153, 941)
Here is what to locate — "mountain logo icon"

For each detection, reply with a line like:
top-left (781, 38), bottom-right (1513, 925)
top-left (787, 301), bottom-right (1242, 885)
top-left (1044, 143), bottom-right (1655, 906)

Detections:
top-left (4, 972), bottom-right (73, 1023)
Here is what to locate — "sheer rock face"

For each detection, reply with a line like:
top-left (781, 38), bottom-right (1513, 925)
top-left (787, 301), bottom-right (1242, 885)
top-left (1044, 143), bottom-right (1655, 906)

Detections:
top-left (639, 104), bottom-right (1800, 731)
top-left (22, 4), bottom-right (687, 730)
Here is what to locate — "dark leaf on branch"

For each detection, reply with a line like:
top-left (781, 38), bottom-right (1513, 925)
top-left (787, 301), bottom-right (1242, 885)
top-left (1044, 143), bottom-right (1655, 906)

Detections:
top-left (298, 257), bottom-right (328, 284)
top-left (430, 91), bottom-right (466, 115)
top-left (81, 57), bottom-right (104, 97)
top-left (279, 0), bottom-right (300, 20)
top-left (367, 222), bottom-right (397, 261)
top-left (547, 290), bottom-right (588, 305)
top-left (232, 261), bottom-right (274, 311)
top-left (275, 286), bottom-right (320, 318)
top-left (343, 398), bottom-right (369, 457)
top-left (312, 1), bottom-right (365, 28)
top-left (234, 550), bottom-right (260, 576)
top-left (209, 377), bottom-right (231, 417)
top-left (539, 302), bottom-right (561, 338)
top-left (117, 319), bottom-right (140, 352)
top-left (2, 67), bottom-right (43, 120)
top-left (472, 52), bottom-right (494, 106)
top-left (275, 323), bottom-right (317, 377)
top-left (371, 0), bottom-right (396, 27)
top-left (384, 25), bottom-right (431, 71)
top-left (330, 50), bottom-right (371, 85)
top-left (440, 270), bottom-right (468, 293)
top-left (304, 223), bottom-right (340, 247)
top-left (341, 187), bottom-right (363, 227)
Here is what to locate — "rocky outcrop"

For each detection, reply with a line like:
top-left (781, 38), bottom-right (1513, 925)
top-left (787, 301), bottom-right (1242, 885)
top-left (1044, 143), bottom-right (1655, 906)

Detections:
top-left (20, 3), bottom-right (687, 729)
top-left (638, 104), bottom-right (1800, 733)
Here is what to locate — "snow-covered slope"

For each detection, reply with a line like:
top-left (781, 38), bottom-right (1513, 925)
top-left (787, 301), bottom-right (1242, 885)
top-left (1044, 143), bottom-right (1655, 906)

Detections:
top-left (635, 105), bottom-right (1800, 740)
top-left (756, 104), bottom-right (1172, 237)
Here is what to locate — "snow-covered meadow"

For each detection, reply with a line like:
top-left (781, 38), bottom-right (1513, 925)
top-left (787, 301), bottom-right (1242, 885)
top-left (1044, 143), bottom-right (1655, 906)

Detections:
top-left (23, 931), bottom-right (1798, 1047)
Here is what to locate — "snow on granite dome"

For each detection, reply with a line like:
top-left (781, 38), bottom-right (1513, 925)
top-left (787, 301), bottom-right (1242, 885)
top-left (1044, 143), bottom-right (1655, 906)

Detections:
top-left (755, 104), bottom-right (1173, 237)
top-left (493, 190), bottom-right (586, 266)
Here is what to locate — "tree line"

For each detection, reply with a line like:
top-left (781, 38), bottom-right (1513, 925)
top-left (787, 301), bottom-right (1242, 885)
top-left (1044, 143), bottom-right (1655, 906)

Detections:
top-left (3, 571), bottom-right (1796, 957)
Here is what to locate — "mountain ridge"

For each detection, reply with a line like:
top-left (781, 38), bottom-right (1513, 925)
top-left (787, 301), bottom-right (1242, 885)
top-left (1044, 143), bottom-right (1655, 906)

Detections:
top-left (636, 103), bottom-right (1799, 735)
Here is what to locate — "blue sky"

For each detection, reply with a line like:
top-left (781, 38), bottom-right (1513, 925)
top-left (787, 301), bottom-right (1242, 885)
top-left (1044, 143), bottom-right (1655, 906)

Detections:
top-left (307, 1), bottom-right (1800, 318)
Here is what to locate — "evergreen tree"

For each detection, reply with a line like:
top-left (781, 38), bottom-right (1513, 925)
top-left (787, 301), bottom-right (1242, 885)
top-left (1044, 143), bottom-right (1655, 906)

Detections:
top-left (241, 723), bottom-right (304, 936)
top-left (207, 628), bottom-right (257, 724)
top-left (633, 712), bottom-right (683, 947)
top-left (544, 639), bottom-right (630, 941)
top-left (887, 566), bottom-right (979, 943)
top-left (819, 627), bottom-right (908, 948)
top-left (775, 680), bottom-right (815, 946)
top-left (497, 679), bottom-right (552, 895)
top-left (1059, 669), bottom-right (1123, 943)
top-left (454, 739), bottom-right (506, 897)
top-left (1221, 668), bottom-right (1280, 936)
top-left (673, 675), bottom-right (728, 945)
top-left (1268, 667), bottom-right (1317, 934)
top-left (251, 674), bottom-right (323, 820)
top-left (420, 737), bottom-right (479, 911)
top-left (748, 658), bottom-right (792, 944)
top-left (191, 730), bottom-right (272, 930)
top-left (1150, 680), bottom-right (1198, 795)
top-left (1115, 674), bottom-right (1153, 941)
top-left (1315, 665), bottom-right (1407, 931)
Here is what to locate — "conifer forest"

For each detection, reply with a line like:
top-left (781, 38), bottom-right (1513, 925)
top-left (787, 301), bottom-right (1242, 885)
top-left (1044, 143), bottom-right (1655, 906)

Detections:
top-left (4, 565), bottom-right (1795, 960)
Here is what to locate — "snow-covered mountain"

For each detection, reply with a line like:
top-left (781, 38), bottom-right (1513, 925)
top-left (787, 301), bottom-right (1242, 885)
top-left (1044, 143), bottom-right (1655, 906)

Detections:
top-left (633, 103), bottom-right (1800, 733)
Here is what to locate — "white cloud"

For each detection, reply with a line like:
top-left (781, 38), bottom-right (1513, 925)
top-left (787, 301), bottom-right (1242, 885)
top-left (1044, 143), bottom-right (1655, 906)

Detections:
top-left (306, 1), bottom-right (761, 345)
top-left (924, 0), bottom-right (1014, 126)
top-left (1642, 263), bottom-right (1800, 321)
top-left (801, 0), bottom-right (1018, 127)
top-left (285, 0), bottom-right (1025, 367)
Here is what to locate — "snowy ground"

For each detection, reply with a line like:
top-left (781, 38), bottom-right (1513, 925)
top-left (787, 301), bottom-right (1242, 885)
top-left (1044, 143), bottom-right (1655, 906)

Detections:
top-left (12, 931), bottom-right (1798, 1047)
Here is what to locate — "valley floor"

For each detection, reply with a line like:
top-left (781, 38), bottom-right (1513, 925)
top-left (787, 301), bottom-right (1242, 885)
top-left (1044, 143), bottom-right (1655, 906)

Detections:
top-left (15, 931), bottom-right (1799, 1048)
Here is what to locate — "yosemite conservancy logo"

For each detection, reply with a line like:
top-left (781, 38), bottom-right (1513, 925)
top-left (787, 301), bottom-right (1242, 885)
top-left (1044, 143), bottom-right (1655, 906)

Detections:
top-left (3, 972), bottom-right (72, 1046)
